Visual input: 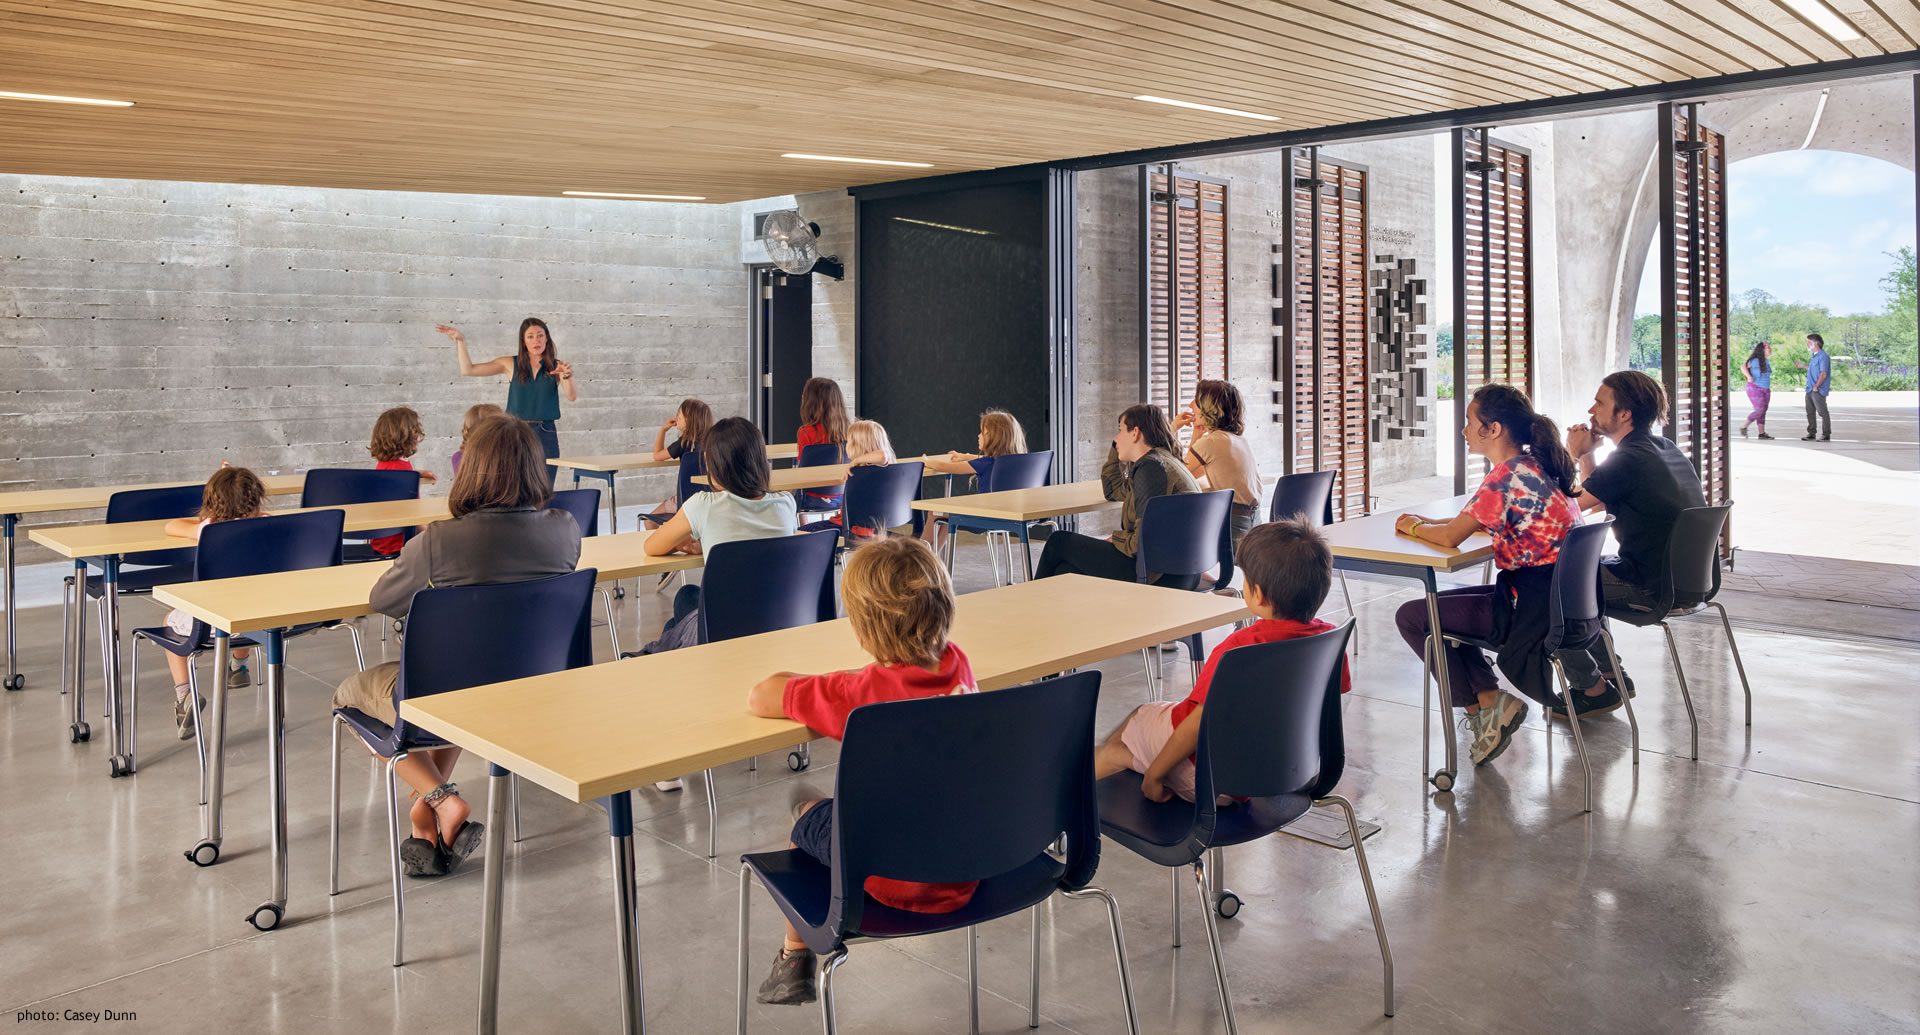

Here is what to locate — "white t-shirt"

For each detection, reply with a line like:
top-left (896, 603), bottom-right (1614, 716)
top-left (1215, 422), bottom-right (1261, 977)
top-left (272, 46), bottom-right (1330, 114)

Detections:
top-left (680, 490), bottom-right (798, 551)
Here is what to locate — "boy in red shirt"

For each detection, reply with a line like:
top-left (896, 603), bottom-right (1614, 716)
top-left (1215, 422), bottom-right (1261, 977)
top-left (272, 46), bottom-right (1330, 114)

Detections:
top-left (1096, 517), bottom-right (1351, 803)
top-left (366, 406), bottom-right (436, 556)
top-left (745, 535), bottom-right (978, 1005)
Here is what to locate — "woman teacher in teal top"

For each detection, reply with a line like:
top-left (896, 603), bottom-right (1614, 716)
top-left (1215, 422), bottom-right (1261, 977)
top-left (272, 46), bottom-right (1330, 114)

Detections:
top-left (438, 318), bottom-right (577, 483)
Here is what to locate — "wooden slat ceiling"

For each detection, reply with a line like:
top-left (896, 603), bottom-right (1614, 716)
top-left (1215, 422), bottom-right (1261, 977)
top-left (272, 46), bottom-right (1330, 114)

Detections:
top-left (0, 0), bottom-right (1915, 202)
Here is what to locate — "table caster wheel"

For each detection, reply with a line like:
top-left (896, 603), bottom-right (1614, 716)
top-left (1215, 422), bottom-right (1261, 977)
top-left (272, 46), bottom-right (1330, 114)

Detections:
top-left (247, 903), bottom-right (283, 931)
top-left (1431, 769), bottom-right (1455, 792)
top-left (71, 721), bottom-right (91, 744)
top-left (613, 585), bottom-right (627, 600)
top-left (786, 750), bottom-right (809, 772)
top-left (108, 755), bottom-right (134, 778)
top-left (4, 673), bottom-right (22, 691)
top-left (186, 841), bottom-right (221, 867)
top-left (1214, 891), bottom-right (1242, 919)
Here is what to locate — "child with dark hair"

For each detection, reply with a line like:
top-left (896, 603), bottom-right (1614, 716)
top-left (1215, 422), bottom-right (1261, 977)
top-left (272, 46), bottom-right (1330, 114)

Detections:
top-left (1033, 403), bottom-right (1198, 582)
top-left (158, 465), bottom-right (267, 737)
top-left (1094, 517), bottom-right (1350, 803)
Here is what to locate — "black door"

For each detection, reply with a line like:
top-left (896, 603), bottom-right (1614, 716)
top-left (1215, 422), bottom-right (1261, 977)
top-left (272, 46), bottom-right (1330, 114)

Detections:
top-left (760, 268), bottom-right (812, 442)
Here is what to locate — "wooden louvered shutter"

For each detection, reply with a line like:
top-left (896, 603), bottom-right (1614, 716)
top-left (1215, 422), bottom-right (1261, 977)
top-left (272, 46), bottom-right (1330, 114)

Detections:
top-left (1279, 149), bottom-right (1370, 519)
top-left (1144, 166), bottom-right (1228, 435)
top-left (1453, 129), bottom-right (1535, 490)
top-left (1660, 102), bottom-right (1733, 556)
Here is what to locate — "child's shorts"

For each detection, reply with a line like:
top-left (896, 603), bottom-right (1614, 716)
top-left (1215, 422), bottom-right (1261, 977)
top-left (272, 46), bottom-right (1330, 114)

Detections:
top-left (790, 798), bottom-right (836, 866)
top-left (1118, 701), bottom-right (1201, 803)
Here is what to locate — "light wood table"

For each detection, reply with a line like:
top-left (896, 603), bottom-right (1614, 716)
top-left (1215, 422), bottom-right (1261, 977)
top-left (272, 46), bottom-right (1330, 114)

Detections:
top-left (550, 444), bottom-right (798, 532)
top-left (29, 497), bottom-right (453, 776)
top-left (0, 474), bottom-right (303, 694)
top-left (1320, 494), bottom-right (1492, 794)
top-left (152, 528), bottom-right (701, 931)
top-left (397, 574), bottom-right (1247, 1034)
top-left (910, 480), bottom-right (1119, 581)
top-left (693, 455), bottom-right (942, 494)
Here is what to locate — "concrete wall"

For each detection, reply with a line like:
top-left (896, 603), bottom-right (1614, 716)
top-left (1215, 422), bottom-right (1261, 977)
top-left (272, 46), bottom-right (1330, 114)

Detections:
top-left (1072, 139), bottom-right (1439, 502)
top-left (1, 175), bottom-right (750, 557)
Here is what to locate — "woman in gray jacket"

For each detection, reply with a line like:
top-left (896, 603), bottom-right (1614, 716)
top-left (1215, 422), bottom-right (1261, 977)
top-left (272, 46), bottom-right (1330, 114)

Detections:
top-left (332, 415), bottom-right (581, 875)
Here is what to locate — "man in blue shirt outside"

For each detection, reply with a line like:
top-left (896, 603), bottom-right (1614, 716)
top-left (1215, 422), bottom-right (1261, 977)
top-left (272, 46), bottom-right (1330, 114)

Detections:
top-left (1802, 332), bottom-right (1832, 442)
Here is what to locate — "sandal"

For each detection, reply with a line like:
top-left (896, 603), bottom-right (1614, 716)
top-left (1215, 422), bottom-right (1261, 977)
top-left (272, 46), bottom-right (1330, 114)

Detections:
top-left (400, 789), bottom-right (451, 877)
top-left (424, 782), bottom-right (485, 870)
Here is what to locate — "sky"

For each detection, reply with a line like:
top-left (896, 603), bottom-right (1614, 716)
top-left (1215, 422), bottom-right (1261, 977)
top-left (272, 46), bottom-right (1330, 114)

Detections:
top-left (1635, 149), bottom-right (1915, 316)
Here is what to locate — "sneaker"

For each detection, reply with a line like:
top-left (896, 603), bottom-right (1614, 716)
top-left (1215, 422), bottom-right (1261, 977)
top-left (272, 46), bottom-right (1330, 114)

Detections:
top-left (1819, 435), bottom-right (1831, 442)
top-left (173, 691), bottom-right (203, 741)
top-left (1740, 424), bottom-right (1749, 438)
top-left (755, 947), bottom-right (818, 1005)
top-left (654, 778), bottom-right (685, 792)
top-left (1757, 433), bottom-right (1775, 440)
top-left (1802, 434), bottom-right (1817, 441)
top-left (1548, 680), bottom-right (1624, 721)
top-left (399, 837), bottom-right (448, 878)
top-left (226, 664), bottom-right (251, 689)
top-left (1471, 695), bottom-right (1528, 766)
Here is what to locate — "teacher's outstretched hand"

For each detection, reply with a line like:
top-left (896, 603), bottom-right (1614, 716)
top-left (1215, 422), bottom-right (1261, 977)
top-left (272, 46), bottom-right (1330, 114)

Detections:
top-left (439, 317), bottom-right (577, 482)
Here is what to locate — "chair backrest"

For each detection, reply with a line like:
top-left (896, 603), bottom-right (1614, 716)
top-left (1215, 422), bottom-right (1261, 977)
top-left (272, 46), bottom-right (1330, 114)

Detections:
top-left (187, 510), bottom-right (346, 643)
top-left (1546, 518), bottom-right (1613, 649)
top-left (841, 462), bottom-right (924, 534)
top-left (798, 443), bottom-right (848, 497)
top-left (392, 569), bottom-right (597, 742)
top-left (829, 670), bottom-right (1102, 938)
top-left (982, 450), bottom-right (1053, 492)
top-left (674, 449), bottom-right (709, 508)
top-left (300, 468), bottom-right (421, 542)
top-left (698, 530), bottom-right (840, 642)
top-left (109, 484), bottom-right (205, 567)
top-left (1267, 469), bottom-right (1337, 526)
top-left (547, 487), bottom-right (600, 537)
top-left (1665, 504), bottom-right (1732, 609)
top-left (1135, 489), bottom-right (1233, 589)
top-left (1191, 621), bottom-right (1355, 841)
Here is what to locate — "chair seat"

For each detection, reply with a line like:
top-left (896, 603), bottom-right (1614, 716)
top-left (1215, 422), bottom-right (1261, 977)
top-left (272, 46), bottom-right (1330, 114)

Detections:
top-left (1442, 632), bottom-right (1501, 652)
top-left (335, 706), bottom-right (448, 757)
top-left (947, 515), bottom-right (1031, 536)
top-left (1096, 771), bottom-right (1311, 866)
top-left (133, 625), bottom-right (260, 658)
top-left (1604, 600), bottom-right (1707, 626)
top-left (742, 849), bottom-right (1064, 948)
top-left (342, 542), bottom-right (399, 563)
top-left (84, 564), bottom-right (195, 598)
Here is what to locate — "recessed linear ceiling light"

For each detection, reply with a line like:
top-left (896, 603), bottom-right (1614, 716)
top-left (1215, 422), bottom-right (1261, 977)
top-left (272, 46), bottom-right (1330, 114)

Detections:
top-left (1781, 0), bottom-right (1863, 41)
top-left (0, 90), bottom-right (134, 107)
top-left (562, 191), bottom-right (707, 201)
top-left (781, 153), bottom-right (934, 168)
top-left (1134, 95), bottom-right (1278, 121)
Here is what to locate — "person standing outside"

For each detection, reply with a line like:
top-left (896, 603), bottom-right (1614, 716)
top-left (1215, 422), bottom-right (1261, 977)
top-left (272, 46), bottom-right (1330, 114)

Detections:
top-left (1740, 341), bottom-right (1774, 440)
top-left (1802, 332), bottom-right (1832, 442)
top-left (437, 318), bottom-right (578, 483)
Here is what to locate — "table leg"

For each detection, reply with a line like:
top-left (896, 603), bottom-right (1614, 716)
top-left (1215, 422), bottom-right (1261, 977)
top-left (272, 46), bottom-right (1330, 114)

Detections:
top-left (103, 557), bottom-right (133, 778)
top-left (246, 629), bottom-right (289, 931)
top-left (3, 513), bottom-right (21, 691)
top-left (605, 472), bottom-right (625, 600)
top-left (187, 631), bottom-right (231, 866)
top-left (478, 764), bottom-right (511, 1035)
top-left (606, 791), bottom-right (646, 1034)
top-left (1421, 571), bottom-right (1458, 791)
top-left (68, 560), bottom-right (91, 743)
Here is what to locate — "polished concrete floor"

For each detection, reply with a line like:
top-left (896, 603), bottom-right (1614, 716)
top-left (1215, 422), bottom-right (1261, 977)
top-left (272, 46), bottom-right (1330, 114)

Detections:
top-left (2, 544), bottom-right (1917, 1034)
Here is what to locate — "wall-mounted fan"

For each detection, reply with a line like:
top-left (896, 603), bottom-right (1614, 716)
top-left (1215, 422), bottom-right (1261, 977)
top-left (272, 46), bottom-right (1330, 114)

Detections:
top-left (760, 210), bottom-right (846, 280)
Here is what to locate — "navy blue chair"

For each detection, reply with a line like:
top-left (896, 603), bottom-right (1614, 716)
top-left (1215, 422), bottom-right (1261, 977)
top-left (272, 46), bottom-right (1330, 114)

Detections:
top-left (1133, 489), bottom-right (1233, 701)
top-left (302, 468), bottom-right (422, 562)
top-left (835, 461), bottom-right (924, 543)
top-left (1600, 504), bottom-right (1749, 763)
top-left (63, 485), bottom-right (204, 727)
top-left (638, 450), bottom-right (711, 528)
top-left (795, 443), bottom-right (847, 514)
top-left (737, 671), bottom-right (1140, 1034)
top-left (548, 488), bottom-right (621, 656)
top-left (1434, 519), bottom-right (1630, 813)
top-left (688, 529), bottom-right (841, 856)
top-left (939, 449), bottom-right (1054, 586)
top-left (329, 567), bottom-right (596, 967)
top-left (1096, 621), bottom-right (1391, 1029)
top-left (1266, 469), bottom-right (1355, 618)
top-left (129, 510), bottom-right (360, 787)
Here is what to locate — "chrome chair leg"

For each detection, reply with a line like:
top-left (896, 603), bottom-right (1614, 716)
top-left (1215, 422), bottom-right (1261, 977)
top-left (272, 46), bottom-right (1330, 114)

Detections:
top-left (1420, 634), bottom-right (1434, 784)
top-left (736, 866), bottom-right (751, 1035)
top-left (328, 715), bottom-right (343, 896)
top-left (386, 751), bottom-right (408, 967)
top-left (510, 774), bottom-right (523, 844)
top-left (344, 621), bottom-right (366, 671)
top-left (818, 947), bottom-right (850, 1035)
top-left (966, 925), bottom-right (980, 1034)
top-left (128, 636), bottom-right (143, 775)
top-left (1317, 794), bottom-right (1394, 1016)
top-left (1169, 864), bottom-right (1182, 948)
top-left (1706, 601), bottom-right (1754, 727)
top-left (1062, 886), bottom-right (1140, 1035)
top-left (704, 768), bottom-right (720, 858)
top-left (599, 588), bottom-right (621, 657)
top-left (1597, 627), bottom-right (1640, 764)
top-left (1028, 905), bottom-right (1041, 1028)
top-left (1660, 622), bottom-right (1700, 760)
top-left (184, 661), bottom-right (208, 801)
top-left (1192, 859), bottom-right (1238, 1035)
top-left (1139, 648), bottom-right (1158, 702)
top-left (60, 575), bottom-right (72, 706)
top-left (1552, 660), bottom-right (1593, 814)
